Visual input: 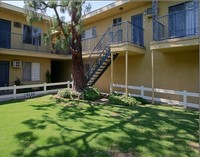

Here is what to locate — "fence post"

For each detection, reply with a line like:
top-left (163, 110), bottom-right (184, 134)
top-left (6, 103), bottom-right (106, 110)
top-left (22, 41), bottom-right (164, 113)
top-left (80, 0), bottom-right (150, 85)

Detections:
top-left (183, 90), bottom-right (187, 108)
top-left (44, 82), bottom-right (47, 94)
top-left (67, 81), bottom-right (70, 89)
top-left (72, 81), bottom-right (74, 89)
top-left (13, 85), bottom-right (16, 99)
top-left (141, 86), bottom-right (144, 97)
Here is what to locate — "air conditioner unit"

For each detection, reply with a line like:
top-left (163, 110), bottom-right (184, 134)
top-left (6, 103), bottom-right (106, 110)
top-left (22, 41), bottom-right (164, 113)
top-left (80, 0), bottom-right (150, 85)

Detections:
top-left (144, 7), bottom-right (158, 18)
top-left (12, 61), bottom-right (22, 68)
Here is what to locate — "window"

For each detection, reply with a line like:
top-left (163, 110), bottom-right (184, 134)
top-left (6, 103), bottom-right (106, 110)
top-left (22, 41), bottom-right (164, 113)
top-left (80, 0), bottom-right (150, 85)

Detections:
top-left (113, 17), bottom-right (122, 26)
top-left (22, 62), bottom-right (40, 81)
top-left (23, 25), bottom-right (42, 45)
top-left (169, 1), bottom-right (199, 38)
top-left (82, 27), bottom-right (96, 39)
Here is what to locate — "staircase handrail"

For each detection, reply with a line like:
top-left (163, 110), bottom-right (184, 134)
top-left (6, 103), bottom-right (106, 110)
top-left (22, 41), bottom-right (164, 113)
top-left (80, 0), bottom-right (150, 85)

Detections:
top-left (85, 43), bottom-right (111, 79)
top-left (88, 27), bottom-right (111, 62)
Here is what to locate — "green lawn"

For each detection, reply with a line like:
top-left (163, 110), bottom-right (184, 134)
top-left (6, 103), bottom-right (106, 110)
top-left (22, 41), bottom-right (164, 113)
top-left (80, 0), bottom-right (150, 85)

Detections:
top-left (0, 95), bottom-right (198, 157)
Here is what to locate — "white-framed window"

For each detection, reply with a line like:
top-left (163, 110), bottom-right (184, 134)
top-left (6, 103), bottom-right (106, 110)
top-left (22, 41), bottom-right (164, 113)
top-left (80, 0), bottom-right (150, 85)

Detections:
top-left (22, 62), bottom-right (40, 81)
top-left (82, 27), bottom-right (96, 39)
top-left (23, 25), bottom-right (42, 45)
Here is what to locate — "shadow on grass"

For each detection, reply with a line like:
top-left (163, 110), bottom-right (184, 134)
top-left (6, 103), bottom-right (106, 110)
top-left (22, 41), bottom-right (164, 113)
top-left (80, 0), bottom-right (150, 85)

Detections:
top-left (12, 98), bottom-right (198, 157)
top-left (0, 99), bottom-right (26, 106)
top-left (30, 103), bottom-right (57, 111)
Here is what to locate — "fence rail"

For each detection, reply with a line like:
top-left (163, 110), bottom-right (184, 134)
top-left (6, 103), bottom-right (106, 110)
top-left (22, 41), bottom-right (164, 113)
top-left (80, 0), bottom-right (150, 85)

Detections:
top-left (0, 81), bottom-right (73, 102)
top-left (113, 83), bottom-right (199, 109)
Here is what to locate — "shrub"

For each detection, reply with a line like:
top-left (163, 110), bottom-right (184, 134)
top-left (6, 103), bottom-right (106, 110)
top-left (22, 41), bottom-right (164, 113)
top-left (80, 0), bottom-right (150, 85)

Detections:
top-left (134, 96), bottom-right (147, 105)
top-left (14, 77), bottom-right (21, 86)
top-left (82, 87), bottom-right (100, 101)
top-left (109, 93), bottom-right (141, 106)
top-left (58, 88), bottom-right (81, 99)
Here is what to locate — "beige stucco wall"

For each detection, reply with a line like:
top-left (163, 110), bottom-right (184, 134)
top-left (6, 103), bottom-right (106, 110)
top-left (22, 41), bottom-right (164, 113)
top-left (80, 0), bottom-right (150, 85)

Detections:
top-left (0, 54), bottom-right (51, 86)
top-left (83, 0), bottom-right (199, 96)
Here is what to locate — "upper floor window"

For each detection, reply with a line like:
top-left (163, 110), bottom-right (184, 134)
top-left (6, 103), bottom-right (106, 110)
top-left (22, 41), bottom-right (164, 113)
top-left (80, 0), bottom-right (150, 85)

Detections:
top-left (169, 1), bottom-right (199, 37)
top-left (82, 27), bottom-right (96, 39)
top-left (23, 25), bottom-right (42, 46)
top-left (113, 17), bottom-right (122, 26)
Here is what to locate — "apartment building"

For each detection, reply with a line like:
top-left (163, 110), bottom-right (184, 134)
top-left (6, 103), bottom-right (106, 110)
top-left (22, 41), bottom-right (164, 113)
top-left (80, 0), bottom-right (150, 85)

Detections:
top-left (81, 0), bottom-right (199, 105)
top-left (0, 1), bottom-right (199, 105)
top-left (0, 2), bottom-right (72, 87)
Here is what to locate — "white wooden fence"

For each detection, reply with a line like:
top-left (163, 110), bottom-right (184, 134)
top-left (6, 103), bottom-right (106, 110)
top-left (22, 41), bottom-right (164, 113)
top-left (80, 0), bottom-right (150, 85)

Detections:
top-left (113, 84), bottom-right (199, 109)
top-left (0, 81), bottom-right (73, 102)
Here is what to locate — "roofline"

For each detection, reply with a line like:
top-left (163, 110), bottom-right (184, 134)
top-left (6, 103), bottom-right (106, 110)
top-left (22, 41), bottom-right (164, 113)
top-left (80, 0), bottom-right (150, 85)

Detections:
top-left (0, 2), bottom-right (51, 21)
top-left (83, 0), bottom-right (129, 20)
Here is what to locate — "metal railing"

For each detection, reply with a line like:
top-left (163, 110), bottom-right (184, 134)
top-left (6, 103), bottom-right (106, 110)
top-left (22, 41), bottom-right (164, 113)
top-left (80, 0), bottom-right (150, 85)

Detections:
top-left (0, 31), bottom-right (51, 53)
top-left (154, 8), bottom-right (199, 41)
top-left (82, 34), bottom-right (103, 53)
top-left (85, 21), bottom-right (144, 81)
top-left (82, 21), bottom-right (144, 53)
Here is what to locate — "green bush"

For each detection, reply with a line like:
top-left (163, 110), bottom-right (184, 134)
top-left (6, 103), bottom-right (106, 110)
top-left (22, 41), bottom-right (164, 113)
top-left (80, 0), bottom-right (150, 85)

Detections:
top-left (109, 93), bottom-right (141, 106)
top-left (82, 87), bottom-right (101, 101)
top-left (58, 88), bottom-right (80, 99)
top-left (134, 96), bottom-right (147, 105)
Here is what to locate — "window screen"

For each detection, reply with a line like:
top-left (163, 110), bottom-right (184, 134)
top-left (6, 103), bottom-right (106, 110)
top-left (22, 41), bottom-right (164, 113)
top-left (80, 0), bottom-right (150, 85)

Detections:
top-left (22, 62), bottom-right (31, 81)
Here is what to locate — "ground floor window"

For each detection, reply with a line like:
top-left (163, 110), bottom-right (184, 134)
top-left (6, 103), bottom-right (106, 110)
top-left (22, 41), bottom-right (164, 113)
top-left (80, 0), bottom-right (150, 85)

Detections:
top-left (22, 62), bottom-right (40, 81)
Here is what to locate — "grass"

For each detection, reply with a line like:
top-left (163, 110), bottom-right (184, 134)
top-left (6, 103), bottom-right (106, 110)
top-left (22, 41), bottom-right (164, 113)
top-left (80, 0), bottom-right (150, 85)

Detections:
top-left (0, 95), bottom-right (198, 157)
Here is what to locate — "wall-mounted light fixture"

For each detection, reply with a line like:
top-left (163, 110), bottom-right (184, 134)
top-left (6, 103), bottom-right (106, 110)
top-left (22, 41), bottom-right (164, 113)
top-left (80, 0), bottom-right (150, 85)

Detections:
top-left (119, 7), bottom-right (123, 11)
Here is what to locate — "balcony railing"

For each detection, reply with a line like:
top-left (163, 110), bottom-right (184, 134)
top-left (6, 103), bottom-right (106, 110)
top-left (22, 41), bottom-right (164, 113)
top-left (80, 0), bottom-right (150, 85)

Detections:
top-left (0, 31), bottom-right (51, 53)
top-left (82, 21), bottom-right (144, 53)
top-left (154, 8), bottom-right (199, 41)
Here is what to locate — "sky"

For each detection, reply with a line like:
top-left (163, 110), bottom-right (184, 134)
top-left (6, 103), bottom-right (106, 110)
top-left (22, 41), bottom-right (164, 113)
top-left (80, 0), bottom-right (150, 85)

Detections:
top-left (2, 1), bottom-right (115, 20)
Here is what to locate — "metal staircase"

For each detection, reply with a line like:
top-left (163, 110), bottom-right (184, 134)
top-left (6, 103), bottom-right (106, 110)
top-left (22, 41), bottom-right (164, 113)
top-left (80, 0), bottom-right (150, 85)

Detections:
top-left (85, 27), bottom-right (119, 86)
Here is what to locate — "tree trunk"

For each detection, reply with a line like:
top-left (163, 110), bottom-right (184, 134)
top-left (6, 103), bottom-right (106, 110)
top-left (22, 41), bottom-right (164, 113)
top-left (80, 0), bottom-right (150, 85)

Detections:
top-left (71, 4), bottom-right (87, 91)
top-left (72, 50), bottom-right (87, 91)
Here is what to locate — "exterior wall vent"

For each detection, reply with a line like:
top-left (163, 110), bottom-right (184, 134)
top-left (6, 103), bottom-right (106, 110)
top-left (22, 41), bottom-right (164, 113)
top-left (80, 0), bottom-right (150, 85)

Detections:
top-left (13, 22), bottom-right (22, 28)
top-left (12, 61), bottom-right (22, 68)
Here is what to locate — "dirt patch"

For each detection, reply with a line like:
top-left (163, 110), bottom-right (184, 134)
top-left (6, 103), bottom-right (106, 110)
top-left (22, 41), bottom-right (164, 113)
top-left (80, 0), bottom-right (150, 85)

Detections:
top-left (107, 148), bottom-right (135, 157)
top-left (110, 112), bottom-right (120, 117)
top-left (93, 98), bottom-right (109, 104)
top-left (189, 142), bottom-right (199, 150)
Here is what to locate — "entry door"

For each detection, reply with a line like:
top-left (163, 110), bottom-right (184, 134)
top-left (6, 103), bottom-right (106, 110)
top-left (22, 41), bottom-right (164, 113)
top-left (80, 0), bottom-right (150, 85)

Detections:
top-left (0, 61), bottom-right (9, 87)
top-left (131, 14), bottom-right (143, 46)
top-left (169, 3), bottom-right (186, 38)
top-left (0, 19), bottom-right (11, 48)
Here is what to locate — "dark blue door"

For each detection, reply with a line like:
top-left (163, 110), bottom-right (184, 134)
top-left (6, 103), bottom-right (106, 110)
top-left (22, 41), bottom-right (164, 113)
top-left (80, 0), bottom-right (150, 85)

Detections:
top-left (0, 61), bottom-right (9, 87)
top-left (131, 14), bottom-right (143, 46)
top-left (0, 19), bottom-right (11, 48)
top-left (169, 2), bottom-right (196, 38)
top-left (169, 3), bottom-right (186, 38)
